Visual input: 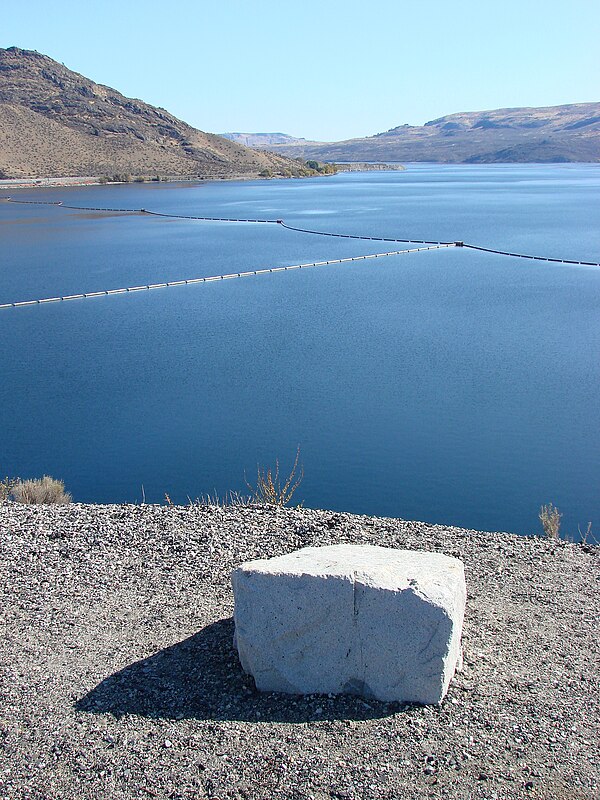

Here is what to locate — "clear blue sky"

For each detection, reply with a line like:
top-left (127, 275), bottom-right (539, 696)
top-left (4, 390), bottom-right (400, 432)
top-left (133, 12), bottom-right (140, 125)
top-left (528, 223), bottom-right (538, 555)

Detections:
top-left (3, 0), bottom-right (599, 141)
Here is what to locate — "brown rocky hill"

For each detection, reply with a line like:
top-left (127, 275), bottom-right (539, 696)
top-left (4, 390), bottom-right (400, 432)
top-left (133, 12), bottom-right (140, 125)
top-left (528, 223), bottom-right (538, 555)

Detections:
top-left (0, 47), bottom-right (305, 180)
top-left (266, 103), bottom-right (600, 163)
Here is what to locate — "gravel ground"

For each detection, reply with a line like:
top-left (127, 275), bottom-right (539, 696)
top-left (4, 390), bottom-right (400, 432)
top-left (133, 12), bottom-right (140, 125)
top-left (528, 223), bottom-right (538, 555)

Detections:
top-left (0, 503), bottom-right (598, 800)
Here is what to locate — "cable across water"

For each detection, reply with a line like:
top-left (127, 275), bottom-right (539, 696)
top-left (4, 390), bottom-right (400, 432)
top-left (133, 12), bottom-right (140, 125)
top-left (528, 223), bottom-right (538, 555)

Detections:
top-left (5, 196), bottom-right (599, 265)
top-left (460, 242), bottom-right (600, 267)
top-left (277, 221), bottom-right (452, 246)
top-left (1, 196), bottom-right (598, 310)
top-left (279, 221), bottom-right (600, 266)
top-left (4, 198), bottom-right (282, 224)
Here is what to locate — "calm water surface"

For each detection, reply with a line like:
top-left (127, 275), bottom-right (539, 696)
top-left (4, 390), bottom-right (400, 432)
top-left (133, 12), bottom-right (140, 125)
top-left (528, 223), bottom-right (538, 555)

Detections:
top-left (1, 165), bottom-right (599, 536)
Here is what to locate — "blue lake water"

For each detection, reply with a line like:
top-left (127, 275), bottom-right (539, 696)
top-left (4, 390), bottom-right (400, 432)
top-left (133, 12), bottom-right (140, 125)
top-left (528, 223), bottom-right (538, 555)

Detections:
top-left (1, 164), bottom-right (599, 536)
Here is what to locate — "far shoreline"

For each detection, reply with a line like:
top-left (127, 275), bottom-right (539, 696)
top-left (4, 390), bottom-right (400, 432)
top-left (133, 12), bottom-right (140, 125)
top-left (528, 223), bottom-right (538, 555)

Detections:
top-left (4, 161), bottom-right (597, 191)
top-left (0, 174), bottom-right (270, 190)
top-left (0, 163), bottom-right (406, 191)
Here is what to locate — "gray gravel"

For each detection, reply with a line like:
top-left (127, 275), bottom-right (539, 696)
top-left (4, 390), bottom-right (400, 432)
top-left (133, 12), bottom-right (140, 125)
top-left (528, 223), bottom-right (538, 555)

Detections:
top-left (0, 502), bottom-right (598, 800)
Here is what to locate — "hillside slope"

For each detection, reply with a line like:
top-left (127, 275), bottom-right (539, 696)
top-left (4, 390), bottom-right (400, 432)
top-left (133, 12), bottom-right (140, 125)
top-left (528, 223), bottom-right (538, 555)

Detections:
top-left (0, 47), bottom-right (304, 179)
top-left (267, 103), bottom-right (600, 163)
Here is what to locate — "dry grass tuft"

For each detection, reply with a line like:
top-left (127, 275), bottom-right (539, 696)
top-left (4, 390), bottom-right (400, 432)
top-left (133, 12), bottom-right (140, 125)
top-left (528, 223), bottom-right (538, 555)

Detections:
top-left (11, 476), bottom-right (72, 504)
top-left (190, 490), bottom-right (252, 509)
top-left (577, 521), bottom-right (599, 547)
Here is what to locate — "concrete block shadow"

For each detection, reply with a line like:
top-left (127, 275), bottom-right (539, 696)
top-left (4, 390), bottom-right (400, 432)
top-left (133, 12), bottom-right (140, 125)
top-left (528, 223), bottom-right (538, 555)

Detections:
top-left (76, 618), bottom-right (410, 722)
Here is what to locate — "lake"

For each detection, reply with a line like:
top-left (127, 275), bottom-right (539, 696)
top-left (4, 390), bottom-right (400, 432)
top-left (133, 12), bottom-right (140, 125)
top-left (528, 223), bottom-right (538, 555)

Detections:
top-left (1, 164), bottom-right (599, 537)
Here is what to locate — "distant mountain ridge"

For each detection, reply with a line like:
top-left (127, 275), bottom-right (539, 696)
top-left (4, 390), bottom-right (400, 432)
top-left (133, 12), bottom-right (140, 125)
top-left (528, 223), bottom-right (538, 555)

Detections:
top-left (252, 103), bottom-right (600, 163)
top-left (0, 47), bottom-right (306, 179)
top-left (221, 132), bottom-right (306, 147)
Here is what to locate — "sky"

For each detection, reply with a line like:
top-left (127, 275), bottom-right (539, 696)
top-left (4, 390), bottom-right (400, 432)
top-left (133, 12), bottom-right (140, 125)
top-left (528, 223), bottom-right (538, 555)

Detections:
top-left (2, 0), bottom-right (599, 141)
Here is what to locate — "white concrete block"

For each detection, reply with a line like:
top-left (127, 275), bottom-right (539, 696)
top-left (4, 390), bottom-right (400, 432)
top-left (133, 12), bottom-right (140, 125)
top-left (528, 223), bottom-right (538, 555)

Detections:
top-left (231, 544), bottom-right (466, 705)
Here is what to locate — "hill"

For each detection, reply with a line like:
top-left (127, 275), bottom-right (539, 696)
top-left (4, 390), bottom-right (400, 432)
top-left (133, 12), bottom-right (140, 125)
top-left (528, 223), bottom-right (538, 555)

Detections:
top-left (0, 47), bottom-right (306, 180)
top-left (263, 103), bottom-right (600, 163)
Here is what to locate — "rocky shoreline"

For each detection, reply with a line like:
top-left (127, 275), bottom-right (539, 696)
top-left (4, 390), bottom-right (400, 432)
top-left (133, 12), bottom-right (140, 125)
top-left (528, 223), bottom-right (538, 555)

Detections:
top-left (0, 174), bottom-right (294, 190)
top-left (1, 502), bottom-right (598, 799)
top-left (0, 164), bottom-right (403, 190)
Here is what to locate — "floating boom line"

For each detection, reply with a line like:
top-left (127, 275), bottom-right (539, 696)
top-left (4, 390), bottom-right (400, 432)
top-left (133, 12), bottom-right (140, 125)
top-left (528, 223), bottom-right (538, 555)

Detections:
top-left (1, 196), bottom-right (599, 311)
top-left (277, 222), bottom-right (600, 265)
top-left (277, 220), bottom-right (452, 246)
top-left (0, 244), bottom-right (452, 310)
top-left (2, 197), bottom-right (282, 223)
top-left (4, 197), bottom-right (599, 265)
top-left (460, 242), bottom-right (600, 266)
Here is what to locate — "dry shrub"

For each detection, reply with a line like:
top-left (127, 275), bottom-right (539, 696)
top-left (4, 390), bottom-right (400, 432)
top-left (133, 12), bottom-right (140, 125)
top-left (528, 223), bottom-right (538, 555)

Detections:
top-left (539, 503), bottom-right (562, 540)
top-left (246, 447), bottom-right (303, 507)
top-left (12, 476), bottom-right (72, 505)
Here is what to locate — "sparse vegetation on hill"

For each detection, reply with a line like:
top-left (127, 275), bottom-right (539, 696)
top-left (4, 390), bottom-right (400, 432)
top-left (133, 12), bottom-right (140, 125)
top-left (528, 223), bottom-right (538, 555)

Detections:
top-left (0, 47), bottom-right (308, 180)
